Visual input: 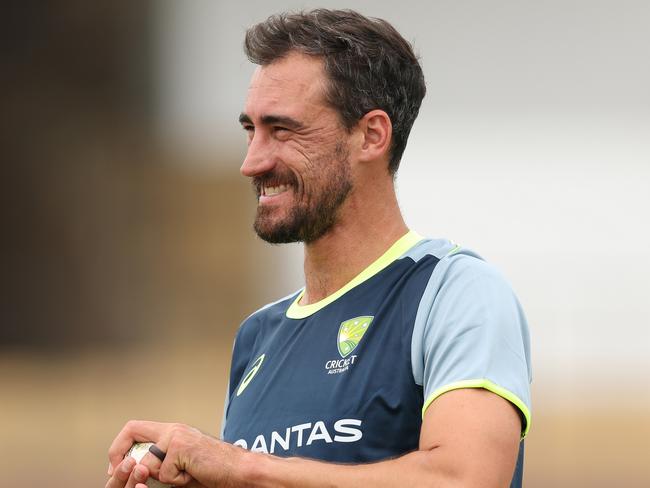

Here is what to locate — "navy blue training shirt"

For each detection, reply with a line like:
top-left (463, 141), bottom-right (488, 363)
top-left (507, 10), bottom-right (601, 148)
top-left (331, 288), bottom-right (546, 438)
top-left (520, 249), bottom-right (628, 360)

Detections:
top-left (222, 231), bottom-right (531, 486)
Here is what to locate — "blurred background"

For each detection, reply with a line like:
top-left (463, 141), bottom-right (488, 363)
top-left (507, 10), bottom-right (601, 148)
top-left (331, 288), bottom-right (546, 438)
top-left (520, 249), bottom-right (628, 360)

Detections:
top-left (1, 1), bottom-right (648, 486)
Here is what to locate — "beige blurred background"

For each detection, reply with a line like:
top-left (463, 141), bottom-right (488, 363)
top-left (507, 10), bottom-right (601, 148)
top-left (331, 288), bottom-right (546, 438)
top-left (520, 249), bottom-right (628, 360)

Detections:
top-left (1, 1), bottom-right (648, 486)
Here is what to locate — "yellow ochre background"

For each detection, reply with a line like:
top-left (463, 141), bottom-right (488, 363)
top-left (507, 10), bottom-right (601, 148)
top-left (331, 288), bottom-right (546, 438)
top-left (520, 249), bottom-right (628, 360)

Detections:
top-left (1, 2), bottom-right (649, 486)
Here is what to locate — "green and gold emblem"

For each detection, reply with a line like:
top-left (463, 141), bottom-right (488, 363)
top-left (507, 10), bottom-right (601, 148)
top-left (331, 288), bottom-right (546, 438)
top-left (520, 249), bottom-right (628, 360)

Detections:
top-left (337, 316), bottom-right (374, 358)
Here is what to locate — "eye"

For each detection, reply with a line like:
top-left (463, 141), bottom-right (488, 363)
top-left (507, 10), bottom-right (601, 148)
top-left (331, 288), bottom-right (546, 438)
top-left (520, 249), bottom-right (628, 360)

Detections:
top-left (273, 126), bottom-right (291, 140)
top-left (242, 125), bottom-right (254, 142)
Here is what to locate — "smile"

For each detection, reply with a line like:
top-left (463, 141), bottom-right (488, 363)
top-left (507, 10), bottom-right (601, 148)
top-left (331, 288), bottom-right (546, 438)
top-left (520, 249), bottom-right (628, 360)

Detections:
top-left (262, 184), bottom-right (290, 197)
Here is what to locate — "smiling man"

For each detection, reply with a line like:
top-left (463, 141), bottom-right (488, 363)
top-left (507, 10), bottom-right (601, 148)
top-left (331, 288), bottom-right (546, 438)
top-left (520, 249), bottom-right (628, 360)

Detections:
top-left (238, 55), bottom-right (354, 245)
top-left (106, 9), bottom-right (531, 488)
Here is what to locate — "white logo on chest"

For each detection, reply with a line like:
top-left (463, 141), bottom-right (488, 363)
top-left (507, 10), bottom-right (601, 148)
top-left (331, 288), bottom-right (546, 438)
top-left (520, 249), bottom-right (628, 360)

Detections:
top-left (233, 418), bottom-right (363, 453)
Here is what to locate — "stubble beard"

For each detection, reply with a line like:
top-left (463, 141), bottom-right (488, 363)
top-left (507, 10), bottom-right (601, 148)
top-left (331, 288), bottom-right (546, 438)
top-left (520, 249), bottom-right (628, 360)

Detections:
top-left (253, 142), bottom-right (353, 244)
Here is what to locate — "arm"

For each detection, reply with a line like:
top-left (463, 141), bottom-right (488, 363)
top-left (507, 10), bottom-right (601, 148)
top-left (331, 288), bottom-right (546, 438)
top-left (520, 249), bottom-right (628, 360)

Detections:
top-left (244, 388), bottom-right (521, 487)
top-left (106, 388), bottom-right (521, 488)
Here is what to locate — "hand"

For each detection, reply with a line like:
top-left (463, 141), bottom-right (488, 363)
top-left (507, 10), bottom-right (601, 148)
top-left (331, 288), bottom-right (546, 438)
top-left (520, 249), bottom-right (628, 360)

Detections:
top-left (104, 456), bottom-right (209, 488)
top-left (104, 455), bottom-right (151, 488)
top-left (107, 420), bottom-right (246, 487)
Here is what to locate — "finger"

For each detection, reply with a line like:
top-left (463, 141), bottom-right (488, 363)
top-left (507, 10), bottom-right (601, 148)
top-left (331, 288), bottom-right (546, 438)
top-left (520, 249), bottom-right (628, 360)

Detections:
top-left (149, 444), bottom-right (166, 462)
top-left (108, 420), bottom-right (167, 470)
top-left (129, 464), bottom-right (150, 488)
top-left (137, 450), bottom-right (164, 480)
top-left (105, 457), bottom-right (136, 488)
top-left (140, 434), bottom-right (176, 482)
top-left (158, 427), bottom-right (215, 487)
top-left (156, 435), bottom-right (195, 487)
top-left (159, 456), bottom-right (194, 487)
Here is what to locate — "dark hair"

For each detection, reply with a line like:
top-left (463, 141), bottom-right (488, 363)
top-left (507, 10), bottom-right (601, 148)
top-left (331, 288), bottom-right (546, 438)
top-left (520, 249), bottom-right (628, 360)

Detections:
top-left (244, 9), bottom-right (426, 175)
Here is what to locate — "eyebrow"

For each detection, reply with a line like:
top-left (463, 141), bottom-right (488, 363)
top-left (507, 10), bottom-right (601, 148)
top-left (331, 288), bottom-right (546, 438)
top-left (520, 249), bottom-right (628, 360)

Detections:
top-left (238, 112), bottom-right (304, 130)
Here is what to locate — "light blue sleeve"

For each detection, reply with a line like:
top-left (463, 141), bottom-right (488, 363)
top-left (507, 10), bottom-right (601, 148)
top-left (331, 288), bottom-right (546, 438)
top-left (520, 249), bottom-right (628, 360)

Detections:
top-left (411, 250), bottom-right (532, 437)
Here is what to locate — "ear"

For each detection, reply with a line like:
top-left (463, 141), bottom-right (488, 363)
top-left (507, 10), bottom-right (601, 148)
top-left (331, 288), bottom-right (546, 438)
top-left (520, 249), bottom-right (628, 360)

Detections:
top-left (356, 109), bottom-right (392, 164)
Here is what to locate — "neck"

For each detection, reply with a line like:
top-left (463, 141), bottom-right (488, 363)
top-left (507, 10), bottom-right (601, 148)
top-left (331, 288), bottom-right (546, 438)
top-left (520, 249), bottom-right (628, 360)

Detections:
top-left (300, 184), bottom-right (408, 305)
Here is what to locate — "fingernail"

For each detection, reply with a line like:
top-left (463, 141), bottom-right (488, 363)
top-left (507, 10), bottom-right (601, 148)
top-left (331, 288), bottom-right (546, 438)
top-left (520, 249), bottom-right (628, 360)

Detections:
top-left (134, 465), bottom-right (147, 482)
top-left (122, 457), bottom-right (135, 473)
top-left (108, 462), bottom-right (113, 475)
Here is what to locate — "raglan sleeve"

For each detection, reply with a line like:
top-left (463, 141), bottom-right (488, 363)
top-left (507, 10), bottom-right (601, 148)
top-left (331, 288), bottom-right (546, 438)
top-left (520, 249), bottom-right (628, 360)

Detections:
top-left (411, 254), bottom-right (532, 437)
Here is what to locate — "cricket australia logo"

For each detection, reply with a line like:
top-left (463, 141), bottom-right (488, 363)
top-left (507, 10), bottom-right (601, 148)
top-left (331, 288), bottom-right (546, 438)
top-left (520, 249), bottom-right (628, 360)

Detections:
top-left (325, 316), bottom-right (374, 375)
top-left (338, 316), bottom-right (373, 357)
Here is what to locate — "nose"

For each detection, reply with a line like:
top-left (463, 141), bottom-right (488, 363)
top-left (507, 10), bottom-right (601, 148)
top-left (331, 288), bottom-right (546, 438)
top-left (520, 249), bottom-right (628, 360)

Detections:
top-left (240, 132), bottom-right (276, 178)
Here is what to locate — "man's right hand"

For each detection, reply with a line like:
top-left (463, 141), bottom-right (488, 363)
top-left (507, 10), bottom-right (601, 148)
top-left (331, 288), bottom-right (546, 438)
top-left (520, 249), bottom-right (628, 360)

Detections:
top-left (105, 456), bottom-right (209, 488)
top-left (105, 456), bottom-right (150, 488)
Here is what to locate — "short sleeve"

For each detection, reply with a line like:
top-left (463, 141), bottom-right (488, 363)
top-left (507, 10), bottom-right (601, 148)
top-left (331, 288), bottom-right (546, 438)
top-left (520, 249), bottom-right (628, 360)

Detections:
top-left (411, 253), bottom-right (532, 437)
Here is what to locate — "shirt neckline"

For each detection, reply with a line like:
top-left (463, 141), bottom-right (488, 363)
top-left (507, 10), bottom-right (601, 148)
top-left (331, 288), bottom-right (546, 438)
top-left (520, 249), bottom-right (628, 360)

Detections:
top-left (286, 230), bottom-right (424, 319)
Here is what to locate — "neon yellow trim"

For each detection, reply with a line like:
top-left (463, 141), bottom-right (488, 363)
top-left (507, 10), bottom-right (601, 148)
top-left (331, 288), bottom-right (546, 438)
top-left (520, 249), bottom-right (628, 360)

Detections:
top-left (421, 379), bottom-right (531, 439)
top-left (286, 231), bottom-right (424, 319)
top-left (448, 243), bottom-right (462, 255)
top-left (236, 354), bottom-right (265, 397)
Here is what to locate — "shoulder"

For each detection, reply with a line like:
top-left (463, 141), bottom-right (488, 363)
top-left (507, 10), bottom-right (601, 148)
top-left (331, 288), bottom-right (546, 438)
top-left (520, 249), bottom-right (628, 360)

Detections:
top-left (409, 239), bottom-right (532, 436)
top-left (409, 237), bottom-right (530, 380)
top-left (229, 290), bottom-right (301, 387)
top-left (234, 290), bottom-right (301, 346)
top-left (404, 238), bottom-right (515, 301)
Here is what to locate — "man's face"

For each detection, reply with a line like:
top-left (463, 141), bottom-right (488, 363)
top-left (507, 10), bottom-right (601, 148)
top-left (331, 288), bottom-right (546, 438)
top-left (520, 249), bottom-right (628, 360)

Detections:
top-left (239, 53), bottom-right (353, 244)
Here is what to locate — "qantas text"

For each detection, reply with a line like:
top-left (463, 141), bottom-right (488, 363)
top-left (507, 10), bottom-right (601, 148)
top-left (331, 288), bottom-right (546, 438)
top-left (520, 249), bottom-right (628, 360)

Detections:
top-left (232, 418), bottom-right (363, 454)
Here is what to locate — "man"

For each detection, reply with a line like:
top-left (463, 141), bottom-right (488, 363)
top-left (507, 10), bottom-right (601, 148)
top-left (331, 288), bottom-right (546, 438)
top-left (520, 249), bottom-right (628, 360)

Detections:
top-left (106, 9), bottom-right (531, 488)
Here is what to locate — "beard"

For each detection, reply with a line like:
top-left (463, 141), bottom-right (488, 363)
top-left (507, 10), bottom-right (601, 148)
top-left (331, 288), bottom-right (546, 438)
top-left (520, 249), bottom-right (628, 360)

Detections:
top-left (252, 142), bottom-right (353, 244)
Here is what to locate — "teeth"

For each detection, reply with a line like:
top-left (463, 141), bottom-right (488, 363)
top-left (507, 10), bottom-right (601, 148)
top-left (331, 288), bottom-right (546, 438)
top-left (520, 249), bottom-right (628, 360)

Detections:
top-left (263, 184), bottom-right (289, 196)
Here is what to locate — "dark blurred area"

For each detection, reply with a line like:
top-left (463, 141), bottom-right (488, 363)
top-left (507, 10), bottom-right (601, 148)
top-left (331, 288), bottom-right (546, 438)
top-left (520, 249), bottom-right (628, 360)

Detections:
top-left (1, 2), bottom-right (254, 350)
top-left (0, 6), bottom-right (261, 484)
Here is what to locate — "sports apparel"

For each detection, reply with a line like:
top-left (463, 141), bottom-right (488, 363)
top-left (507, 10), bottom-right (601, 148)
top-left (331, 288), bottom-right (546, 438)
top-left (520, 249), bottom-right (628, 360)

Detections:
top-left (222, 231), bottom-right (532, 487)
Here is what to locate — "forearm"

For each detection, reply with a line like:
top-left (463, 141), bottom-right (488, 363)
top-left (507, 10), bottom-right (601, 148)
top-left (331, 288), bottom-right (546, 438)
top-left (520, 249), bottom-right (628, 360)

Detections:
top-left (108, 389), bottom-right (520, 488)
top-left (231, 448), bottom-right (476, 488)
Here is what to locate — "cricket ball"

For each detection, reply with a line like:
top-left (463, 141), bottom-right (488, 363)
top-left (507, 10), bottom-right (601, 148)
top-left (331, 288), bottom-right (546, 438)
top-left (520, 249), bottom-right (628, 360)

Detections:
top-left (126, 442), bottom-right (171, 488)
